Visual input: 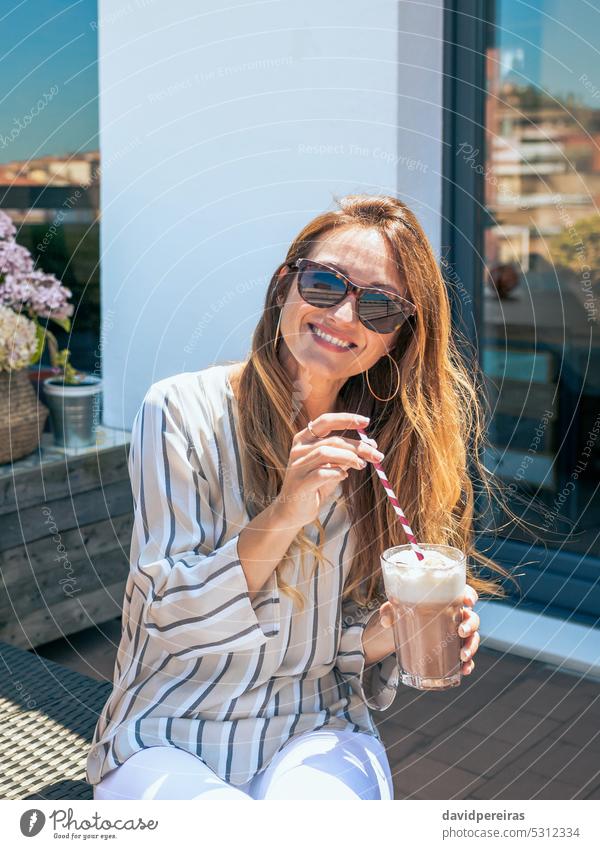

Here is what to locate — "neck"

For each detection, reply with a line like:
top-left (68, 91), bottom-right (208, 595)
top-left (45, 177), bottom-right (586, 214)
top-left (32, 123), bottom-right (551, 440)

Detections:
top-left (279, 345), bottom-right (344, 425)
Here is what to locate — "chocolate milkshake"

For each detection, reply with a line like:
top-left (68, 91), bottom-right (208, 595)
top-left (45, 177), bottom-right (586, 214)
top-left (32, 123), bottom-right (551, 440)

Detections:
top-left (380, 544), bottom-right (466, 690)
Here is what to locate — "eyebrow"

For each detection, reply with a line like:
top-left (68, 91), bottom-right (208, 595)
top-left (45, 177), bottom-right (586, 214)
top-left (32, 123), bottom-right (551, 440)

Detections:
top-left (315, 259), bottom-right (402, 295)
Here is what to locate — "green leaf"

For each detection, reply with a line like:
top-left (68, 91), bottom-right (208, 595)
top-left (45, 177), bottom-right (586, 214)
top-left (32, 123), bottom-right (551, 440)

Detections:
top-left (49, 316), bottom-right (71, 332)
top-left (28, 319), bottom-right (46, 367)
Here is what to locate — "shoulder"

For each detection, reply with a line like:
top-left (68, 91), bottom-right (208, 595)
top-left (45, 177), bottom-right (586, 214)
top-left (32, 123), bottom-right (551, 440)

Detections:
top-left (139, 363), bottom-right (240, 433)
top-left (143, 364), bottom-right (226, 407)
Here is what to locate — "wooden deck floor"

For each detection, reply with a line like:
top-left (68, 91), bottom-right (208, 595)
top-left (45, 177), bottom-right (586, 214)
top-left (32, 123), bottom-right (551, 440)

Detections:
top-left (33, 617), bottom-right (600, 800)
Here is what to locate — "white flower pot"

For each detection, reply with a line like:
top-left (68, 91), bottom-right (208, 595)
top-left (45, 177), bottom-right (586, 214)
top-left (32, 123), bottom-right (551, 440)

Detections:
top-left (42, 375), bottom-right (103, 449)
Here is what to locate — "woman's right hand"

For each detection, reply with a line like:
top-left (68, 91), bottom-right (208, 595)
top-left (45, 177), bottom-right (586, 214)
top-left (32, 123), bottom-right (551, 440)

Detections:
top-left (273, 413), bottom-right (385, 528)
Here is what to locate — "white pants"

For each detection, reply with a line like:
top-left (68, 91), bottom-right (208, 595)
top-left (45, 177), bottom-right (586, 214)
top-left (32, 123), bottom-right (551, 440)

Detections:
top-left (93, 727), bottom-right (394, 800)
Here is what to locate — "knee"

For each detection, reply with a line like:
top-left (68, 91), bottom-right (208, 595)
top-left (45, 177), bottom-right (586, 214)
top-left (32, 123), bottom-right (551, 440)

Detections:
top-left (256, 730), bottom-right (393, 800)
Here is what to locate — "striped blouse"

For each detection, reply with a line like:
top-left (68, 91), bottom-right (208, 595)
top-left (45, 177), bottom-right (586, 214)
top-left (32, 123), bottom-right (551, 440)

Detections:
top-left (85, 362), bottom-right (401, 787)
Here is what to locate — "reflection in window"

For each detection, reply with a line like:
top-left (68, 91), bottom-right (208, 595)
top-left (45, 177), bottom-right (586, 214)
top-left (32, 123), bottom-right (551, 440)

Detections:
top-left (481, 1), bottom-right (600, 564)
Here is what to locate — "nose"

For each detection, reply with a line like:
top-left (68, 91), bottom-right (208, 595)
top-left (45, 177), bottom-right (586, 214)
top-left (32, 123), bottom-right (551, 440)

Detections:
top-left (329, 291), bottom-right (358, 324)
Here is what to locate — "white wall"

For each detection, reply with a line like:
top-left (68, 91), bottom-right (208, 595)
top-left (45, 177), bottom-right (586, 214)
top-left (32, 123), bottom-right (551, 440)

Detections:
top-left (98, 0), bottom-right (445, 427)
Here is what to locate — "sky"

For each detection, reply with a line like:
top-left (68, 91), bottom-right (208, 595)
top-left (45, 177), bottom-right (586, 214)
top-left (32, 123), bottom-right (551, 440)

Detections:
top-left (0, 0), bottom-right (99, 164)
top-left (0, 0), bottom-right (598, 167)
top-left (497, 0), bottom-right (600, 108)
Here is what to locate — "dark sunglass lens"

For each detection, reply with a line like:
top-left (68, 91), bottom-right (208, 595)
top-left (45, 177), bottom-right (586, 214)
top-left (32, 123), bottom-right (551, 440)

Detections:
top-left (298, 269), bottom-right (346, 307)
top-left (359, 290), bottom-right (410, 333)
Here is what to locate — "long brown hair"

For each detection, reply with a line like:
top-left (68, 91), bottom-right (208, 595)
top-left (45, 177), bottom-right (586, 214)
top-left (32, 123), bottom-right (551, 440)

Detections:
top-left (228, 193), bottom-right (519, 610)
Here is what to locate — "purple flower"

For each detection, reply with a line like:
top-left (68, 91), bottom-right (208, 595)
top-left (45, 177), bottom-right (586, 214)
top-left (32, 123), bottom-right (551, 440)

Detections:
top-left (0, 211), bottom-right (16, 241)
top-left (0, 272), bottom-right (73, 320)
top-left (0, 211), bottom-right (74, 322)
top-left (25, 270), bottom-right (74, 319)
top-left (0, 239), bottom-right (34, 278)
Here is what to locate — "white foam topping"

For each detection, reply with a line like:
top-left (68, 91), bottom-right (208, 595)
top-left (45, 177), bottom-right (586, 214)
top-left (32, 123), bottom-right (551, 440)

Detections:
top-left (382, 548), bottom-right (465, 604)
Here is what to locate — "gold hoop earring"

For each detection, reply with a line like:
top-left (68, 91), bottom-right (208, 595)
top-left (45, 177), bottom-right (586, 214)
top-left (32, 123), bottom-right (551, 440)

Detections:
top-left (365, 352), bottom-right (400, 402)
top-left (273, 309), bottom-right (282, 351)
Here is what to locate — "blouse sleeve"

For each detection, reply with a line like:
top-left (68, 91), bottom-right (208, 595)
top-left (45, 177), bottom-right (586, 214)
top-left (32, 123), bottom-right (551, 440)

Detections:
top-left (127, 379), bottom-right (281, 659)
top-left (334, 594), bottom-right (400, 711)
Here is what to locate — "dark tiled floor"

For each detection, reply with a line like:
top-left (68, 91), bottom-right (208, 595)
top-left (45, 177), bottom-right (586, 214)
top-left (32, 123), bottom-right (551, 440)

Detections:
top-left (376, 648), bottom-right (600, 800)
top-left (34, 619), bottom-right (600, 800)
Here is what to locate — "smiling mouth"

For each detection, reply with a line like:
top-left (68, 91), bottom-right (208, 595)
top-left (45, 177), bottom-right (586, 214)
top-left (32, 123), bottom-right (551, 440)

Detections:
top-left (308, 323), bottom-right (358, 349)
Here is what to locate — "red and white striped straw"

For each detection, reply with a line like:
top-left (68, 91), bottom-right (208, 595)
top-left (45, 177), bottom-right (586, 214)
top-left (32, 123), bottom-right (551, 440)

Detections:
top-left (357, 427), bottom-right (425, 562)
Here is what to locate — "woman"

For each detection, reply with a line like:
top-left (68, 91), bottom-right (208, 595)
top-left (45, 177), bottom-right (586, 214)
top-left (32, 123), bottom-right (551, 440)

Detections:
top-left (87, 194), bottom-right (509, 800)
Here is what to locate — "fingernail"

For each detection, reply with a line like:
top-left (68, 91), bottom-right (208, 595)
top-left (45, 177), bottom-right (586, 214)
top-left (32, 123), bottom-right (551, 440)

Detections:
top-left (357, 416), bottom-right (370, 423)
top-left (458, 625), bottom-right (468, 637)
top-left (359, 459), bottom-right (367, 468)
top-left (374, 450), bottom-right (384, 460)
top-left (461, 649), bottom-right (470, 661)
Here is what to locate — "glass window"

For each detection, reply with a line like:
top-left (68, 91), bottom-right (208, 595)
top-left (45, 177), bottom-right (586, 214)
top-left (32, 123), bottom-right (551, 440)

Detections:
top-left (481, 0), bottom-right (600, 563)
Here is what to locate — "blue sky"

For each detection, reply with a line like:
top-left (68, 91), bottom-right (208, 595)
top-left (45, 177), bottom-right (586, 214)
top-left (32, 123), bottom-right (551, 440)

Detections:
top-left (0, 0), bottom-right (98, 163)
top-left (0, 0), bottom-right (597, 166)
top-left (497, 0), bottom-right (600, 107)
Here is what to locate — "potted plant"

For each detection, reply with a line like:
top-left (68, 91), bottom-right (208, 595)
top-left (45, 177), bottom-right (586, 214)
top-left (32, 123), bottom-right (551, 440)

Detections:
top-left (42, 334), bottom-right (102, 450)
top-left (0, 304), bottom-right (49, 464)
top-left (0, 210), bottom-right (102, 458)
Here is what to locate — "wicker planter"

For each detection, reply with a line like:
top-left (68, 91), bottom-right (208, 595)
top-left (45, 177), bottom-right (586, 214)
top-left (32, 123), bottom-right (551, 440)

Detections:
top-left (0, 368), bottom-right (50, 465)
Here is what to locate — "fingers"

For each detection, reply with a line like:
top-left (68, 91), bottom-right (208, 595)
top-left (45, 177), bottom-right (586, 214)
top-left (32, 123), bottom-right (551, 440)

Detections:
top-left (463, 584), bottom-right (479, 606)
top-left (341, 439), bottom-right (384, 462)
top-left (379, 601), bottom-right (395, 628)
top-left (460, 630), bottom-right (480, 661)
top-left (301, 444), bottom-right (369, 473)
top-left (458, 608), bottom-right (480, 637)
top-left (461, 658), bottom-right (475, 675)
top-left (295, 441), bottom-right (384, 473)
top-left (459, 606), bottom-right (480, 676)
top-left (294, 434), bottom-right (378, 458)
top-left (356, 439), bottom-right (384, 462)
top-left (299, 413), bottom-right (370, 442)
top-left (310, 465), bottom-right (350, 489)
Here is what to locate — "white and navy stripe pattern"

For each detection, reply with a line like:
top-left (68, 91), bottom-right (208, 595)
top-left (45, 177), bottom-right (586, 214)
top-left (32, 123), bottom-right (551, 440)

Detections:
top-left (85, 363), bottom-right (401, 787)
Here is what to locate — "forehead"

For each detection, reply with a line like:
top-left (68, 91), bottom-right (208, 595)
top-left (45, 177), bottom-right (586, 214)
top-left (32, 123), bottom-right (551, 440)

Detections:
top-left (308, 227), bottom-right (404, 294)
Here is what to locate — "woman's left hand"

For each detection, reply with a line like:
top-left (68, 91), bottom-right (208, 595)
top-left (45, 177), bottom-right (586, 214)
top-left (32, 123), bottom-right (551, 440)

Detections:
top-left (457, 584), bottom-right (480, 675)
top-left (379, 584), bottom-right (480, 676)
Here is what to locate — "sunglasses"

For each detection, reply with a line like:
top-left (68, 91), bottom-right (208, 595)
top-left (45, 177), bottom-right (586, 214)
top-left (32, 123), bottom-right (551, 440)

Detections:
top-left (287, 258), bottom-right (416, 335)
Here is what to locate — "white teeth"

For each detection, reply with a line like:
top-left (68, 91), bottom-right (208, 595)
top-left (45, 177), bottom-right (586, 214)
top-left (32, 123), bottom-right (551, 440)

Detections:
top-left (311, 324), bottom-right (353, 348)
